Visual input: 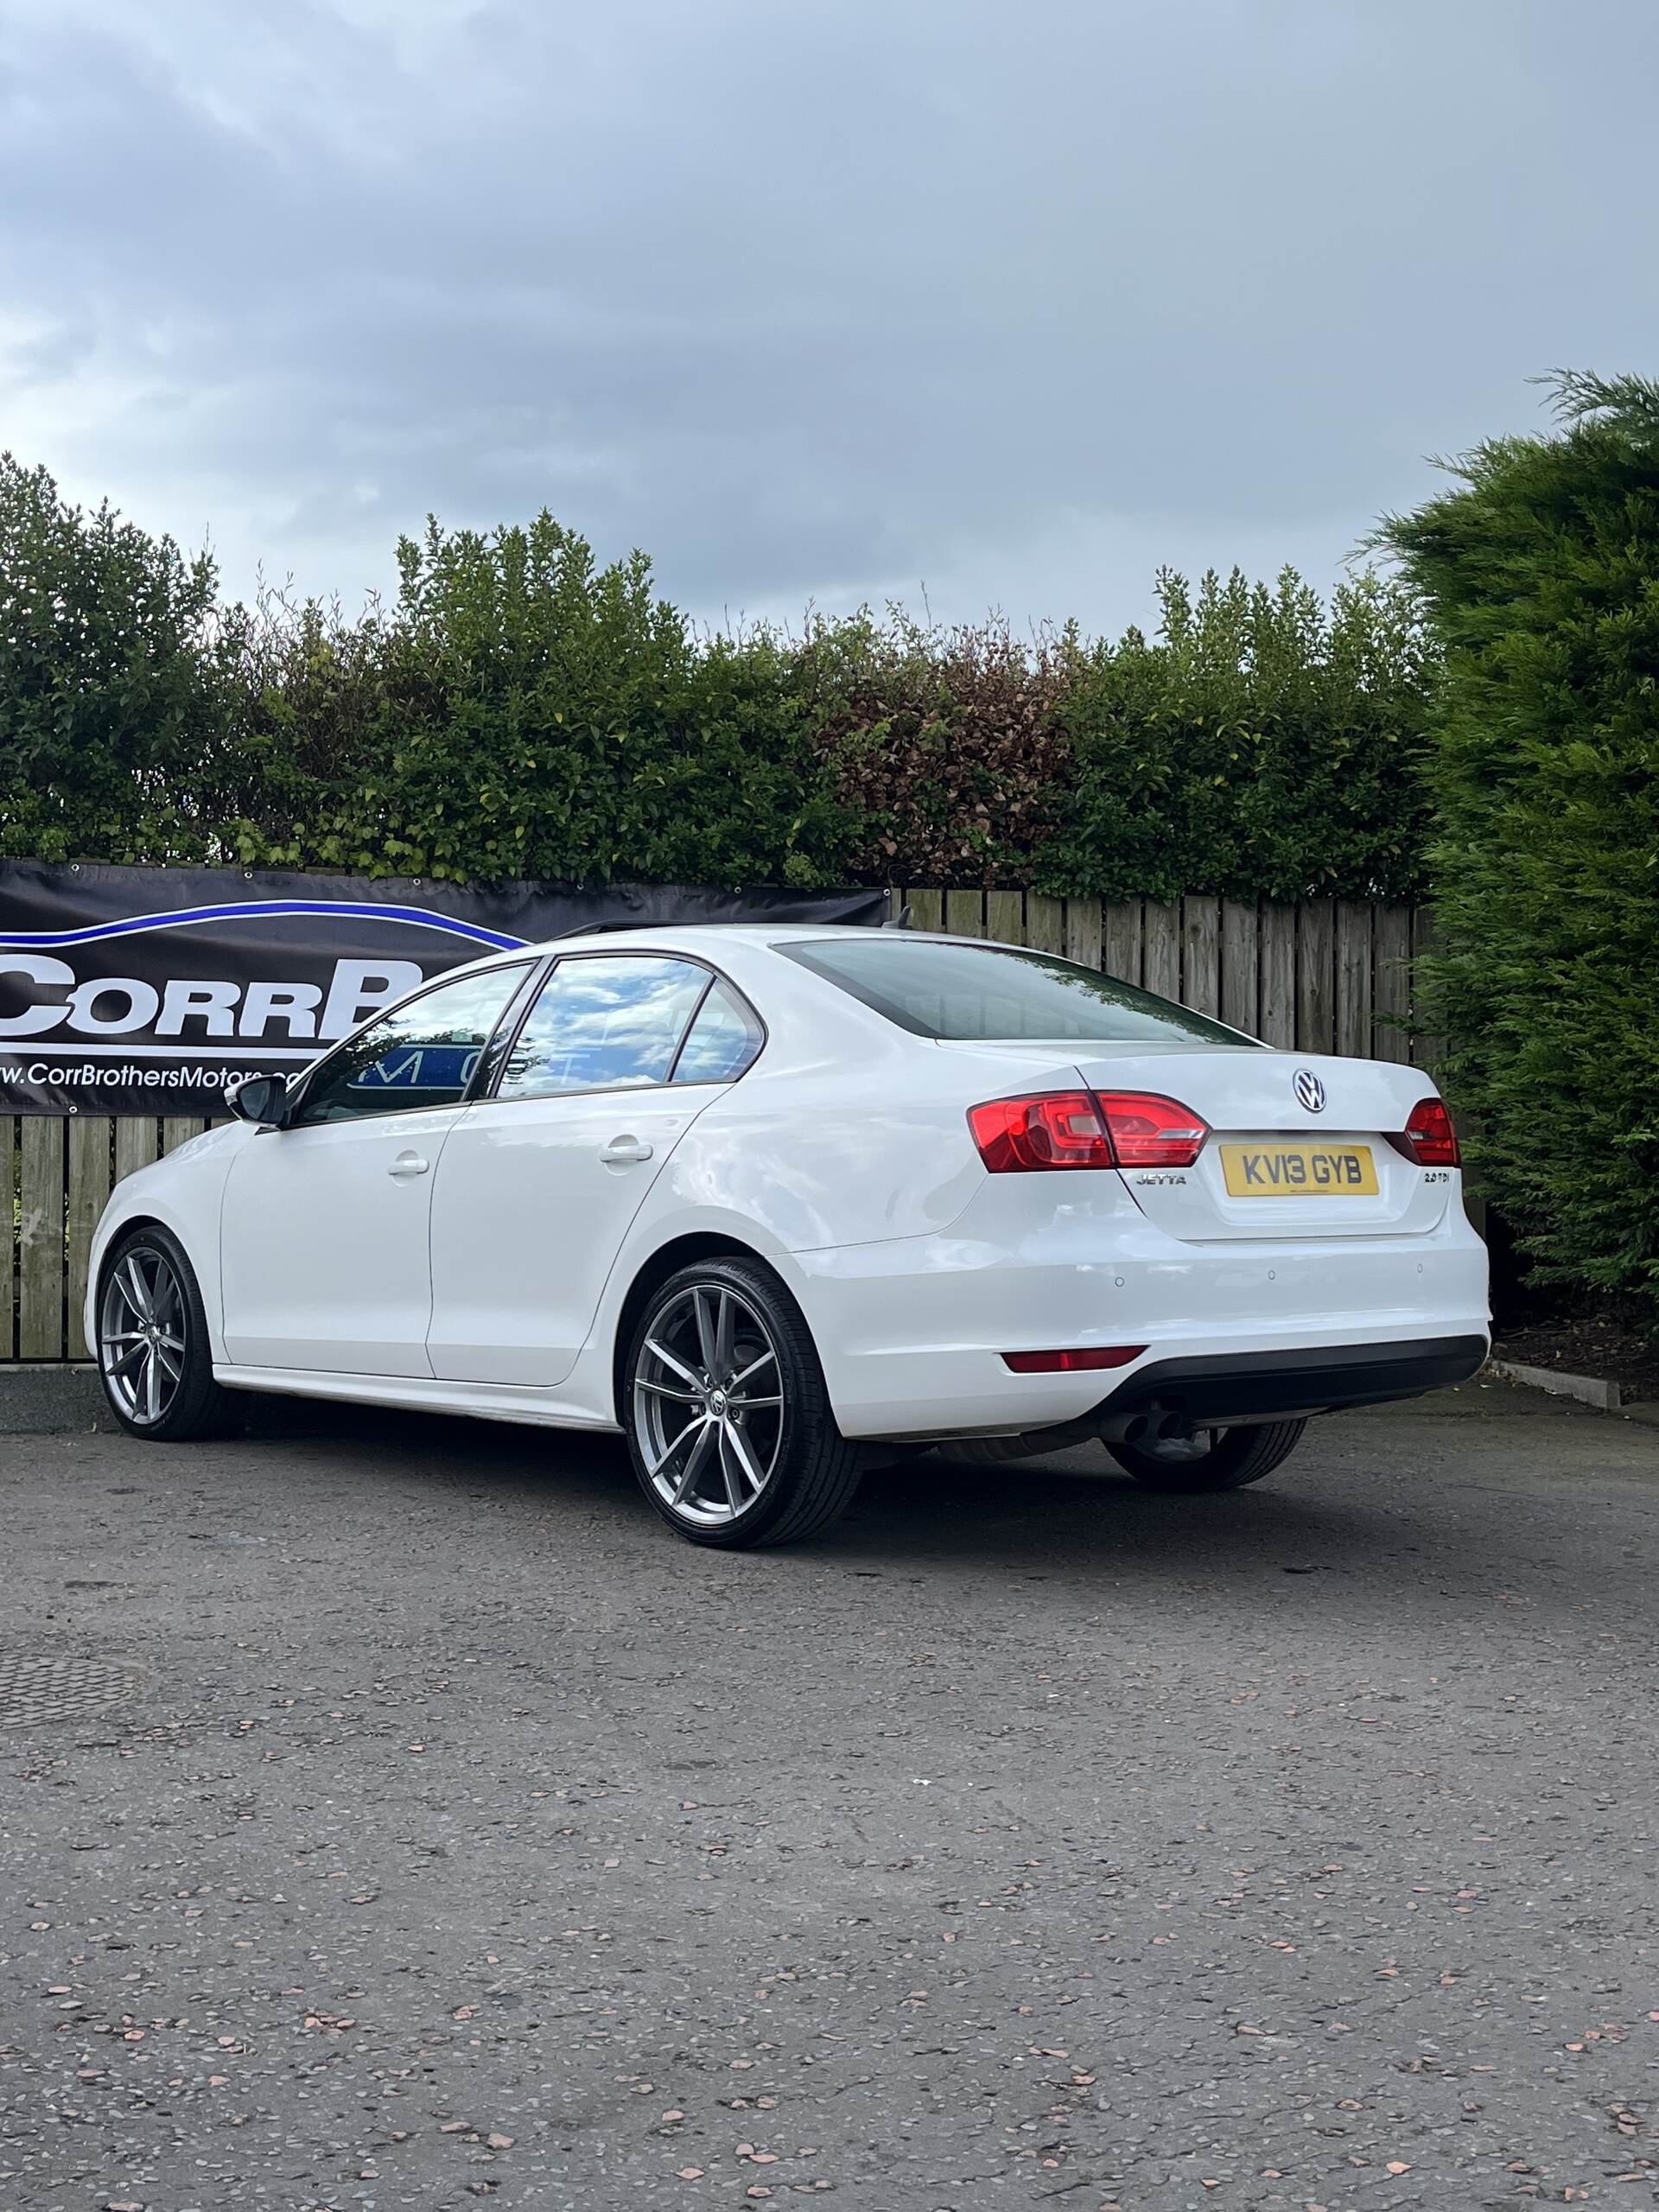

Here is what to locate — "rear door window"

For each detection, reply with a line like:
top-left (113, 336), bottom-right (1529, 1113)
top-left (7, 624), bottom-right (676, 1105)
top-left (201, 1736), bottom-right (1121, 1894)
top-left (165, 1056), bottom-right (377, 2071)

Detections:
top-left (671, 978), bottom-right (765, 1084)
top-left (495, 955), bottom-right (710, 1100)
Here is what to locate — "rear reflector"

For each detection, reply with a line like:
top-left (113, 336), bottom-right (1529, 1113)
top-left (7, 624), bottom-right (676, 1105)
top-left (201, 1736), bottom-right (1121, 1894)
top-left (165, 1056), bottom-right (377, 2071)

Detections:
top-left (1001, 1345), bottom-right (1147, 1374)
top-left (1396, 1096), bottom-right (1460, 1167)
top-left (969, 1090), bottom-right (1208, 1172)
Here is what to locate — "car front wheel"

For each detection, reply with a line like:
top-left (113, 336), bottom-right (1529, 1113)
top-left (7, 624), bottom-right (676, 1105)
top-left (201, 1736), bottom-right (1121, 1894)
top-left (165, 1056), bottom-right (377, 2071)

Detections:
top-left (623, 1258), bottom-right (861, 1548)
top-left (1107, 1419), bottom-right (1306, 1493)
top-left (98, 1224), bottom-right (238, 1442)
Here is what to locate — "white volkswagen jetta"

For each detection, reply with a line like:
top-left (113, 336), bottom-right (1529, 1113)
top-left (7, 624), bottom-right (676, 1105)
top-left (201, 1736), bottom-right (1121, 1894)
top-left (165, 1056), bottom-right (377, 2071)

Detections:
top-left (88, 924), bottom-right (1489, 1546)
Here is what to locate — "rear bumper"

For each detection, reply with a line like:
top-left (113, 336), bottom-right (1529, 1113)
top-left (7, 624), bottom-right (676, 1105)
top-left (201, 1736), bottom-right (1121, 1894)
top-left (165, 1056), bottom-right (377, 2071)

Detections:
top-left (794, 1178), bottom-right (1491, 1438)
top-left (1090, 1334), bottom-right (1489, 1431)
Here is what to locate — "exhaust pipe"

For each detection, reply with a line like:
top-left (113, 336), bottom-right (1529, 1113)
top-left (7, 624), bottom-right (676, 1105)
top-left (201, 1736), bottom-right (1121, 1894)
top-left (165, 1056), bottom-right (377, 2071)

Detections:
top-left (1095, 1402), bottom-right (1192, 1446)
top-left (1096, 1408), bottom-right (1151, 1444)
top-left (938, 1399), bottom-right (1199, 1463)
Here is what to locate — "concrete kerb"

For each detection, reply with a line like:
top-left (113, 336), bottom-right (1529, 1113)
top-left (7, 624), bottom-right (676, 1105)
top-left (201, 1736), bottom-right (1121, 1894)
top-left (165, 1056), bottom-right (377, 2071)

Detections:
top-left (1487, 1357), bottom-right (1622, 1412)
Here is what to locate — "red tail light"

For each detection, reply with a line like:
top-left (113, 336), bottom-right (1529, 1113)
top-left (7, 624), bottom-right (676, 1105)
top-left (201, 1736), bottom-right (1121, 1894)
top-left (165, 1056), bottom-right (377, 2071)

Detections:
top-left (1398, 1096), bottom-right (1460, 1167)
top-left (1095, 1090), bottom-right (1210, 1168)
top-left (967, 1091), bottom-right (1112, 1172)
top-left (968, 1090), bottom-right (1208, 1172)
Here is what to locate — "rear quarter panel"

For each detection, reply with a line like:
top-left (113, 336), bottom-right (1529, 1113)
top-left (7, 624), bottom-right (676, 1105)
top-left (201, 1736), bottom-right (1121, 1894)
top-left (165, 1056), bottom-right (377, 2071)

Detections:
top-left (633, 1031), bottom-right (1105, 1253)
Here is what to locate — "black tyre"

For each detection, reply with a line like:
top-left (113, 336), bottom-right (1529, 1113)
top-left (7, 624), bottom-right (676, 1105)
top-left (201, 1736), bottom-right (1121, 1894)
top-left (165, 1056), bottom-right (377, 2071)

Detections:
top-left (1107, 1419), bottom-right (1306, 1494)
top-left (622, 1257), bottom-right (861, 1548)
top-left (97, 1224), bottom-right (239, 1442)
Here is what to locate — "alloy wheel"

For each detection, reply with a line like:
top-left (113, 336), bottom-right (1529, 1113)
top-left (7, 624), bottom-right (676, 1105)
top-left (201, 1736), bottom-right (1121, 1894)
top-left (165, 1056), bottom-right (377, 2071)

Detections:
top-left (99, 1244), bottom-right (188, 1428)
top-left (632, 1282), bottom-right (785, 1526)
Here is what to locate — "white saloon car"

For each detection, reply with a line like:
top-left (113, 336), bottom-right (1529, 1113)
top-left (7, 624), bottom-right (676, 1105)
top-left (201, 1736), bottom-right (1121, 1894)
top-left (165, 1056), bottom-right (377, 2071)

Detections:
top-left (88, 925), bottom-right (1490, 1546)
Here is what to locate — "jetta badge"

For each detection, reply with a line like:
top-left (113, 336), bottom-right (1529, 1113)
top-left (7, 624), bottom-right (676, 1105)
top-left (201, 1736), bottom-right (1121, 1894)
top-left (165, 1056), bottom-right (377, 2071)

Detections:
top-left (1294, 1069), bottom-right (1326, 1114)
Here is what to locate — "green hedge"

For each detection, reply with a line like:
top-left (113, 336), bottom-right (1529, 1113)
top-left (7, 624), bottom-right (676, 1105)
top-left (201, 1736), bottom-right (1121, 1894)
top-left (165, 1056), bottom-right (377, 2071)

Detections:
top-left (2, 452), bottom-right (1433, 899)
top-left (0, 458), bottom-right (228, 865)
top-left (1380, 373), bottom-right (1659, 1316)
top-left (1039, 569), bottom-right (1431, 900)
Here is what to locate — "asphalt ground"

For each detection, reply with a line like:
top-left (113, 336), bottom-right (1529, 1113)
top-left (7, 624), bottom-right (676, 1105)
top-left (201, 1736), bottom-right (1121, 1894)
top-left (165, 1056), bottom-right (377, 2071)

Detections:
top-left (1, 1378), bottom-right (1656, 2212)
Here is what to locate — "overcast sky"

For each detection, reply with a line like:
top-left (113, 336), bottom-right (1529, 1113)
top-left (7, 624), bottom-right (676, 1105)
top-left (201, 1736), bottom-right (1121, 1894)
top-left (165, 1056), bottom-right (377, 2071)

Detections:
top-left (3, 0), bottom-right (1656, 636)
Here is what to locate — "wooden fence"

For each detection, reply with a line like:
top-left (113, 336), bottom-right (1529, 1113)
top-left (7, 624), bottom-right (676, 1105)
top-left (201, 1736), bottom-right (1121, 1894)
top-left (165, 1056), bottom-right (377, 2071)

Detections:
top-left (3, 893), bottom-right (1432, 1364)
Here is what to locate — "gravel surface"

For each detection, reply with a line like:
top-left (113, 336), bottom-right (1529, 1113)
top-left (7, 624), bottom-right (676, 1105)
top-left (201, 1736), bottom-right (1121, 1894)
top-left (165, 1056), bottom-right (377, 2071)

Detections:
top-left (2, 1377), bottom-right (1656, 2211)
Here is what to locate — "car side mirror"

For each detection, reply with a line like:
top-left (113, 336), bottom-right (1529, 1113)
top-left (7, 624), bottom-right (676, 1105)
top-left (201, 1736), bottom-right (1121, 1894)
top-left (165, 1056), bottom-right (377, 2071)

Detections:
top-left (225, 1073), bottom-right (291, 1127)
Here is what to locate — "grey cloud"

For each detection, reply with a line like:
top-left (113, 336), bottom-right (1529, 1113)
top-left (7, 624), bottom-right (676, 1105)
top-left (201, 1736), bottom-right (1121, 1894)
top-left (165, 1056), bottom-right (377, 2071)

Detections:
top-left (3, 0), bottom-right (1656, 630)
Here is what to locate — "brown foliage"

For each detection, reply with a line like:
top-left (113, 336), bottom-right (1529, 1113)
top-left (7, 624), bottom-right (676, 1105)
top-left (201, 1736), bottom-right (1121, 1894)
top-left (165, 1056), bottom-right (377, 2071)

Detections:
top-left (798, 612), bottom-right (1077, 886)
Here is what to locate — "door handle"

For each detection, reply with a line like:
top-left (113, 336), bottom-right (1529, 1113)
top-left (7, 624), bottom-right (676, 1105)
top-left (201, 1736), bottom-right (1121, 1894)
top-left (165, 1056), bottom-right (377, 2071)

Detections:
top-left (388, 1151), bottom-right (430, 1178)
top-left (599, 1136), bottom-right (654, 1165)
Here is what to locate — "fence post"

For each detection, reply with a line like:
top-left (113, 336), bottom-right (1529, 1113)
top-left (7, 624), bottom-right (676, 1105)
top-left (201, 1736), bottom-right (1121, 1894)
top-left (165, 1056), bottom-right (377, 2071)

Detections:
top-left (67, 1117), bottom-right (114, 1360)
top-left (1296, 901), bottom-right (1336, 1054)
top-left (985, 888), bottom-right (1023, 945)
top-left (1181, 898), bottom-right (1222, 1016)
top-left (1142, 901), bottom-right (1180, 999)
top-left (1259, 906), bottom-right (1296, 1046)
top-left (1102, 901), bottom-right (1142, 985)
top-left (115, 1118), bottom-right (162, 1185)
top-left (1220, 901), bottom-right (1260, 1034)
top-left (1064, 897), bottom-right (1103, 970)
top-left (18, 1116), bottom-right (66, 1361)
top-left (1026, 894), bottom-right (1065, 955)
top-left (945, 889), bottom-right (985, 938)
top-left (1336, 902), bottom-right (1373, 1059)
top-left (1372, 906), bottom-right (1414, 1063)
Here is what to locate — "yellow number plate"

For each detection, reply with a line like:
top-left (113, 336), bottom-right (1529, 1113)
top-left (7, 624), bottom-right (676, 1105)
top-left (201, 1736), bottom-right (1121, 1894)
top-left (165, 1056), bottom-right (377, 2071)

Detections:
top-left (1219, 1141), bottom-right (1380, 1198)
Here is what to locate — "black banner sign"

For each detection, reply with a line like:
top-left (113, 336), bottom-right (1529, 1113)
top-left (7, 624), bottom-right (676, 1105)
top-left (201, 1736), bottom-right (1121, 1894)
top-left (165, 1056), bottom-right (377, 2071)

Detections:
top-left (0, 861), bottom-right (887, 1116)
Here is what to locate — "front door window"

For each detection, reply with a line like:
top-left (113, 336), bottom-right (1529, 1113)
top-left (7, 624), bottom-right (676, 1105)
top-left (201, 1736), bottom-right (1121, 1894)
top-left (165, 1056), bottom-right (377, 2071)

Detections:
top-left (294, 964), bottom-right (531, 1124)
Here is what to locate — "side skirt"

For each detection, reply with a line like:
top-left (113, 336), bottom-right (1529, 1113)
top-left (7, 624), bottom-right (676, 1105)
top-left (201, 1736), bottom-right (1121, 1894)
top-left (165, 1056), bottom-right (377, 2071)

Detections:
top-left (212, 1364), bottom-right (622, 1434)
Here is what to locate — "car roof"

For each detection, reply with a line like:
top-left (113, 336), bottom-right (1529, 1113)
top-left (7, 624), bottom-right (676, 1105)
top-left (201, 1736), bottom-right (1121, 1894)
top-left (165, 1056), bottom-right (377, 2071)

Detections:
top-left (458, 923), bottom-right (1044, 982)
top-left (516, 921), bottom-right (923, 955)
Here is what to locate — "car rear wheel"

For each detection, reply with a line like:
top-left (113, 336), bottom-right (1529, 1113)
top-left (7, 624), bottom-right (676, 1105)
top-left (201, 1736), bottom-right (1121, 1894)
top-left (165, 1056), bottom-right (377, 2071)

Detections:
top-left (623, 1258), bottom-right (861, 1548)
top-left (98, 1224), bottom-right (238, 1442)
top-left (1107, 1419), bottom-right (1306, 1493)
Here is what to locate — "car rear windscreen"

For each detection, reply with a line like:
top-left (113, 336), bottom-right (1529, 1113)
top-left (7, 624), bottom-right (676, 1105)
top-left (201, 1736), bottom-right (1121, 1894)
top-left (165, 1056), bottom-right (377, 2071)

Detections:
top-left (780, 937), bottom-right (1251, 1046)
